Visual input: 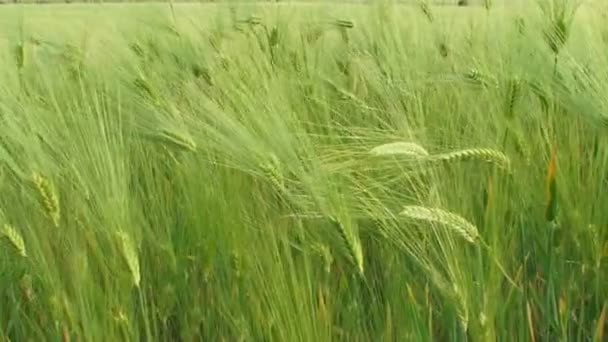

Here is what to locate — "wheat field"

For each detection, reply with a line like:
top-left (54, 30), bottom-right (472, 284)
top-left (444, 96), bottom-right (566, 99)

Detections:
top-left (0, 1), bottom-right (607, 341)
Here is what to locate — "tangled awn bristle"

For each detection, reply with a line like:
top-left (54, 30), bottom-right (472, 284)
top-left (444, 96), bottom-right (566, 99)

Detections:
top-left (32, 172), bottom-right (61, 228)
top-left (116, 230), bottom-right (140, 288)
top-left (2, 224), bottom-right (27, 257)
top-left (370, 142), bottom-right (429, 158)
top-left (432, 148), bottom-right (511, 171)
top-left (330, 215), bottom-right (364, 275)
top-left (399, 206), bottom-right (479, 243)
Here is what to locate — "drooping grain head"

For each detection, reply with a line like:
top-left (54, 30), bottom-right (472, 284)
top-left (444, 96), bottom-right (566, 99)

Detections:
top-left (540, 0), bottom-right (580, 56)
top-left (1, 224), bottom-right (27, 258)
top-left (32, 172), bottom-right (61, 228)
top-left (311, 243), bottom-right (333, 274)
top-left (260, 153), bottom-right (285, 192)
top-left (116, 230), bottom-right (140, 288)
top-left (545, 19), bottom-right (570, 56)
top-left (370, 142), bottom-right (429, 158)
top-left (150, 129), bottom-right (197, 153)
top-left (432, 148), bottom-right (512, 172)
top-left (400, 206), bottom-right (479, 243)
top-left (504, 76), bottom-right (522, 119)
top-left (330, 216), bottom-right (364, 276)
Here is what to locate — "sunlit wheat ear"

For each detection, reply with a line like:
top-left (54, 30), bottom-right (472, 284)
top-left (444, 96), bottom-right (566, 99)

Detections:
top-left (133, 75), bottom-right (156, 100)
top-left (116, 230), bottom-right (140, 288)
top-left (453, 284), bottom-right (470, 332)
top-left (370, 142), bottom-right (429, 158)
top-left (32, 172), bottom-right (60, 228)
top-left (260, 153), bottom-right (285, 191)
top-left (2, 224), bottom-right (27, 257)
top-left (330, 216), bottom-right (364, 276)
top-left (149, 129), bottom-right (197, 153)
top-left (399, 206), bottom-right (479, 243)
top-left (431, 148), bottom-right (511, 171)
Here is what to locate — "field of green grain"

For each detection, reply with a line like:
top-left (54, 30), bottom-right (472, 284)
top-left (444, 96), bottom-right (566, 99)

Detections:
top-left (0, 1), bottom-right (607, 341)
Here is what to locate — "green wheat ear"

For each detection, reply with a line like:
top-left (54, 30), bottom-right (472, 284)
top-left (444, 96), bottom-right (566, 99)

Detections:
top-left (146, 129), bottom-right (197, 153)
top-left (2, 224), bottom-right (27, 258)
top-left (370, 142), bottom-right (429, 158)
top-left (311, 243), bottom-right (333, 274)
top-left (431, 148), bottom-right (511, 172)
top-left (32, 172), bottom-right (60, 228)
top-left (330, 215), bottom-right (364, 276)
top-left (14, 42), bottom-right (26, 70)
top-left (260, 153), bottom-right (285, 192)
top-left (333, 20), bottom-right (354, 29)
top-left (400, 206), bottom-right (479, 244)
top-left (116, 230), bottom-right (140, 288)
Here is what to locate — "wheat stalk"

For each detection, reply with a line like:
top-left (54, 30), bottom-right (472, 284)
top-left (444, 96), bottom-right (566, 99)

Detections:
top-left (2, 224), bottom-right (27, 257)
top-left (400, 206), bottom-right (479, 243)
top-left (32, 172), bottom-right (61, 228)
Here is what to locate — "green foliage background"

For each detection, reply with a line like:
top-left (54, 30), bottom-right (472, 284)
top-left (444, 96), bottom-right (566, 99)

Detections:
top-left (0, 1), bottom-right (607, 341)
